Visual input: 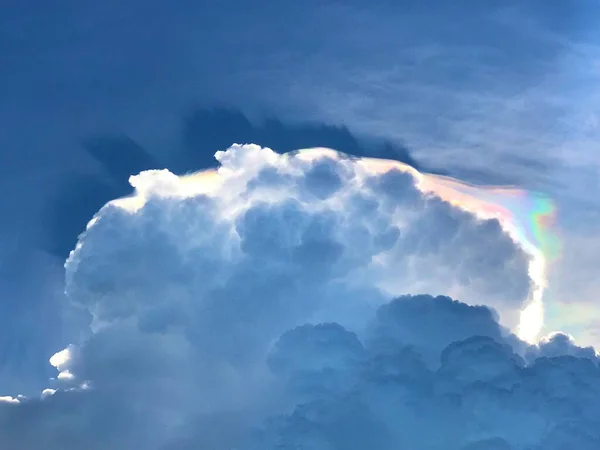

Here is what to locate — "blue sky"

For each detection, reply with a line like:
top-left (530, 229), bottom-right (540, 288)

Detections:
top-left (1, 1), bottom-right (600, 448)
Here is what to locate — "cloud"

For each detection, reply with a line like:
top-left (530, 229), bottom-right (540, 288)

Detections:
top-left (0, 144), bottom-right (594, 449)
top-left (526, 332), bottom-right (599, 363)
top-left (367, 294), bottom-right (506, 367)
top-left (246, 299), bottom-right (600, 450)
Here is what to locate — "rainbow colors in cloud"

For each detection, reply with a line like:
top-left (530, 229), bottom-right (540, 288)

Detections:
top-left (297, 148), bottom-right (561, 342)
top-left (420, 174), bottom-right (561, 263)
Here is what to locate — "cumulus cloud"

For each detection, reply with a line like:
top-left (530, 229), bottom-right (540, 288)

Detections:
top-left (0, 144), bottom-right (596, 449)
top-left (525, 332), bottom-right (599, 363)
top-left (246, 298), bottom-right (600, 450)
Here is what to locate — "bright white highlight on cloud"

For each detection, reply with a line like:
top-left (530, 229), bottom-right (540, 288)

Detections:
top-left (49, 346), bottom-right (72, 371)
top-left (0, 144), bottom-right (595, 450)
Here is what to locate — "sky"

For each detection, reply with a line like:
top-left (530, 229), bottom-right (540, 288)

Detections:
top-left (1, 1), bottom-right (600, 449)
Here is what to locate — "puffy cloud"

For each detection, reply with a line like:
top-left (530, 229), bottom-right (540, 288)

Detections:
top-left (0, 144), bottom-right (595, 449)
top-left (267, 323), bottom-right (366, 399)
top-left (367, 294), bottom-right (506, 367)
top-left (0, 396), bottom-right (20, 405)
top-left (246, 299), bottom-right (600, 450)
top-left (526, 332), bottom-right (599, 363)
top-left (65, 144), bottom-right (531, 341)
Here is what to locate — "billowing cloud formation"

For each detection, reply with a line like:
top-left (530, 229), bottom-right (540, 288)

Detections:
top-left (0, 144), bottom-right (595, 449)
top-left (247, 298), bottom-right (600, 450)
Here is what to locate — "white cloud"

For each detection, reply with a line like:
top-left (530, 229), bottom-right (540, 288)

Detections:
top-left (0, 144), bottom-right (594, 449)
top-left (41, 389), bottom-right (56, 398)
top-left (49, 346), bottom-right (73, 372)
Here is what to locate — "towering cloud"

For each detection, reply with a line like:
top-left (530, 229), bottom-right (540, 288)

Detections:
top-left (0, 145), bottom-right (595, 449)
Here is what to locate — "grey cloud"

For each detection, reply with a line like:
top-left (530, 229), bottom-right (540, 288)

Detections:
top-left (247, 306), bottom-right (600, 450)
